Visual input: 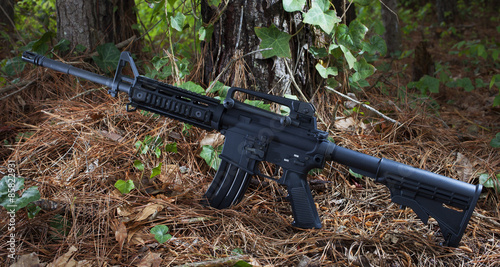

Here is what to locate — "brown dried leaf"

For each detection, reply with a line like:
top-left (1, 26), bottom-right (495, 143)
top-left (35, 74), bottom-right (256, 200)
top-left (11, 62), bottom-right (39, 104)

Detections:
top-left (115, 222), bottom-right (127, 247)
top-left (47, 246), bottom-right (92, 267)
top-left (11, 253), bottom-right (40, 267)
top-left (137, 252), bottom-right (162, 267)
top-left (135, 204), bottom-right (163, 221)
top-left (99, 130), bottom-right (125, 143)
top-left (200, 133), bottom-right (223, 147)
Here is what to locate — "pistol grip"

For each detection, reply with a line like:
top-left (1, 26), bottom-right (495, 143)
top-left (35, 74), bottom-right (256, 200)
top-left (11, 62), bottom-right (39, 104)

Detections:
top-left (282, 170), bottom-right (322, 229)
top-left (203, 159), bottom-right (252, 209)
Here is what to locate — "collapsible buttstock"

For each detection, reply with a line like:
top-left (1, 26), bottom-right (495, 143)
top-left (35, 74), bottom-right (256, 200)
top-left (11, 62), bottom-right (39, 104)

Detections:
top-left (379, 161), bottom-right (482, 247)
top-left (203, 159), bottom-right (252, 209)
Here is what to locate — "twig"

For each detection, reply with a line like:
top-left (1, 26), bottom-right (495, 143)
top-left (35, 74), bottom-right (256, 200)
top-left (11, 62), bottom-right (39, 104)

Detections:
top-left (174, 255), bottom-right (249, 267)
top-left (325, 86), bottom-right (401, 125)
top-left (69, 87), bottom-right (105, 100)
top-left (284, 59), bottom-right (328, 127)
top-left (205, 48), bottom-right (272, 93)
top-left (88, 35), bottom-right (137, 58)
top-left (0, 80), bottom-right (32, 95)
top-left (454, 108), bottom-right (490, 131)
top-left (0, 4), bottom-right (25, 45)
top-left (0, 80), bottom-right (35, 101)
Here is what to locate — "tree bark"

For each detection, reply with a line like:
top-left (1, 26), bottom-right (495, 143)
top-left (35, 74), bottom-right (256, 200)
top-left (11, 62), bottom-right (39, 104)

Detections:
top-left (435, 0), bottom-right (457, 24)
top-left (0, 0), bottom-right (15, 33)
top-left (56, 0), bottom-right (137, 51)
top-left (201, 0), bottom-right (324, 97)
top-left (381, 0), bottom-right (402, 56)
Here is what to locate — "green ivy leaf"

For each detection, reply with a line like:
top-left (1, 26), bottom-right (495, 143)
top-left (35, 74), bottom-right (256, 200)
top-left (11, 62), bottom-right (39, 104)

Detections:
top-left (150, 163), bottom-right (162, 179)
top-left (0, 176), bottom-right (40, 213)
top-left (32, 31), bottom-right (55, 55)
top-left (458, 78), bottom-right (475, 92)
top-left (234, 260), bottom-right (253, 267)
top-left (490, 74), bottom-right (500, 89)
top-left (3, 57), bottom-right (26, 76)
top-left (171, 12), bottom-right (186, 32)
top-left (244, 99), bottom-right (271, 111)
top-left (352, 58), bottom-right (375, 82)
top-left (348, 20), bottom-right (368, 49)
top-left (208, 81), bottom-right (230, 100)
top-left (349, 169), bottom-right (363, 179)
top-left (114, 179), bottom-right (135, 194)
top-left (134, 160), bottom-right (145, 171)
top-left (180, 81), bottom-right (205, 95)
top-left (54, 38), bottom-right (71, 52)
top-left (493, 95), bottom-right (500, 107)
top-left (339, 44), bottom-right (356, 69)
top-left (255, 24), bottom-right (292, 58)
top-left (411, 75), bottom-right (440, 94)
top-left (491, 132), bottom-right (500, 148)
top-left (303, 0), bottom-right (340, 34)
top-left (26, 203), bottom-right (42, 219)
top-left (150, 225), bottom-right (172, 244)
top-left (155, 147), bottom-right (162, 158)
top-left (207, 0), bottom-right (221, 7)
top-left (364, 35), bottom-right (387, 56)
top-left (479, 173), bottom-right (499, 189)
top-left (199, 24), bottom-right (214, 41)
top-left (352, 0), bottom-right (372, 6)
top-left (165, 142), bottom-right (178, 153)
top-left (200, 145), bottom-right (222, 170)
top-left (309, 46), bottom-right (328, 58)
top-left (315, 63), bottom-right (338, 78)
top-left (336, 24), bottom-right (354, 49)
top-left (283, 0), bottom-right (306, 12)
top-left (92, 43), bottom-right (121, 73)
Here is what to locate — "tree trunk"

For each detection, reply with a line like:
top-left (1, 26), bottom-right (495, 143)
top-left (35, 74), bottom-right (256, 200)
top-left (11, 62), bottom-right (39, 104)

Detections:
top-left (0, 0), bottom-right (15, 33)
top-left (435, 0), bottom-right (457, 24)
top-left (331, 0), bottom-right (356, 25)
top-left (56, 0), bottom-right (137, 51)
top-left (201, 0), bottom-right (317, 95)
top-left (381, 0), bottom-right (402, 56)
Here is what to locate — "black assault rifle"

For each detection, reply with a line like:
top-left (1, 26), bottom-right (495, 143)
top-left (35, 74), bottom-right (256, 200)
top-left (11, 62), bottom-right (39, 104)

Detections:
top-left (22, 51), bottom-right (482, 247)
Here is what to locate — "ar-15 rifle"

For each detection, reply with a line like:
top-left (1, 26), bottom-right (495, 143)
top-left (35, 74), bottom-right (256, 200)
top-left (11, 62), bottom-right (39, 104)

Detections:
top-left (22, 51), bottom-right (482, 247)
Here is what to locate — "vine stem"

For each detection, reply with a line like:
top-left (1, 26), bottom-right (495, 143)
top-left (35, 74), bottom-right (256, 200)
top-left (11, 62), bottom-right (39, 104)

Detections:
top-left (325, 86), bottom-right (401, 125)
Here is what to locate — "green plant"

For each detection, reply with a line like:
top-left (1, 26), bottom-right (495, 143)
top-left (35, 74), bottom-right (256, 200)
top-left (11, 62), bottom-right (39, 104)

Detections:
top-left (254, 0), bottom-right (385, 93)
top-left (114, 179), bottom-right (136, 194)
top-left (150, 224), bottom-right (172, 244)
top-left (491, 133), bottom-right (500, 148)
top-left (200, 145), bottom-right (222, 170)
top-left (479, 173), bottom-right (499, 192)
top-left (0, 176), bottom-right (40, 213)
top-left (134, 135), bottom-right (178, 179)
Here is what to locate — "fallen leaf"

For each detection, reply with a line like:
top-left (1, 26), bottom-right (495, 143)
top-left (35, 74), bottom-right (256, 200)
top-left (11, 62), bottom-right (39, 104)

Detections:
top-left (47, 246), bottom-right (92, 267)
top-left (137, 252), bottom-right (162, 267)
top-left (454, 152), bottom-right (474, 182)
top-left (117, 205), bottom-right (134, 217)
top-left (115, 222), bottom-right (128, 248)
top-left (158, 164), bottom-right (179, 183)
top-left (200, 133), bottom-right (223, 147)
top-left (11, 252), bottom-right (40, 267)
top-left (135, 204), bottom-right (163, 221)
top-left (100, 130), bottom-right (125, 143)
top-left (335, 117), bottom-right (366, 131)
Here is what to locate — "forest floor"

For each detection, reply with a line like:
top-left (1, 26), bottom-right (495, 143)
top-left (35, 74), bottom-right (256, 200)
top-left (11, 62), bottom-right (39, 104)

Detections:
top-left (1, 7), bottom-right (499, 267)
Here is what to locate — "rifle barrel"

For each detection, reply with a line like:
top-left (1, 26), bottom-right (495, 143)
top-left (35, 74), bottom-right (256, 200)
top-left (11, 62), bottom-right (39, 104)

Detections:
top-left (21, 51), bottom-right (131, 93)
